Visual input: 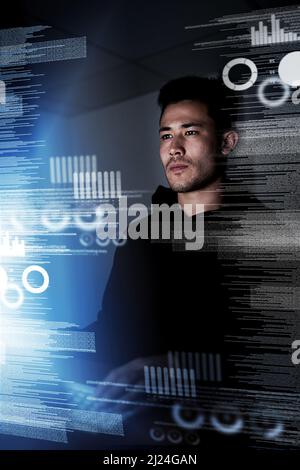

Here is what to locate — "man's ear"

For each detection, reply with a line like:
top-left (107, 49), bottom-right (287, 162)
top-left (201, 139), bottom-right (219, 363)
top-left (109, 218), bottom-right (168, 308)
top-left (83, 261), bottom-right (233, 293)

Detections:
top-left (220, 130), bottom-right (239, 156)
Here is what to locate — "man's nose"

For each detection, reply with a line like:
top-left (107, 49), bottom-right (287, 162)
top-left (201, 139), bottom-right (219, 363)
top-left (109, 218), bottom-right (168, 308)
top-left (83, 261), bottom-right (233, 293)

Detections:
top-left (169, 136), bottom-right (185, 157)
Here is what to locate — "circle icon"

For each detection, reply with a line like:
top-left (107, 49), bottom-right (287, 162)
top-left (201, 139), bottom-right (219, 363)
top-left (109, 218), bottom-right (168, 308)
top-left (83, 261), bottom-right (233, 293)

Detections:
top-left (22, 265), bottom-right (49, 294)
top-left (185, 431), bottom-right (200, 446)
top-left (42, 211), bottom-right (70, 231)
top-left (250, 411), bottom-right (284, 440)
top-left (96, 236), bottom-right (110, 247)
top-left (167, 429), bottom-right (183, 444)
top-left (210, 409), bottom-right (243, 434)
top-left (222, 58), bottom-right (258, 91)
top-left (79, 233), bottom-right (94, 247)
top-left (74, 210), bottom-right (102, 232)
top-left (112, 238), bottom-right (127, 247)
top-left (149, 426), bottom-right (165, 442)
top-left (1, 283), bottom-right (24, 309)
top-left (257, 77), bottom-right (289, 108)
top-left (172, 404), bottom-right (205, 430)
top-left (279, 51), bottom-right (300, 87)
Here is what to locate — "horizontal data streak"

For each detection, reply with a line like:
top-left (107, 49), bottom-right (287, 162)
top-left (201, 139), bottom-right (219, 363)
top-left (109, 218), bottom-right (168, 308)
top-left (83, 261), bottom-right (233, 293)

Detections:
top-left (73, 171), bottom-right (122, 200)
top-left (251, 14), bottom-right (300, 46)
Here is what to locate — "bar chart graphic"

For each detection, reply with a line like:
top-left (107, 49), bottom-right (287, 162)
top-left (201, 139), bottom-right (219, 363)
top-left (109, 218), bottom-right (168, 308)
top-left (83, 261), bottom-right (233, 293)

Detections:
top-left (73, 170), bottom-right (122, 200)
top-left (251, 14), bottom-right (300, 46)
top-left (49, 155), bottom-right (97, 184)
top-left (49, 156), bottom-right (122, 199)
top-left (144, 365), bottom-right (197, 397)
top-left (144, 352), bottom-right (222, 396)
top-left (0, 232), bottom-right (25, 257)
top-left (167, 351), bottom-right (222, 383)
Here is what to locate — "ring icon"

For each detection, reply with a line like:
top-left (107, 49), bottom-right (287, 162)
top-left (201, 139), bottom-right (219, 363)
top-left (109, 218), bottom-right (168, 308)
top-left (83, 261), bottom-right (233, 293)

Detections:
top-left (257, 77), bottom-right (289, 108)
top-left (222, 58), bottom-right (258, 91)
top-left (22, 265), bottom-right (49, 294)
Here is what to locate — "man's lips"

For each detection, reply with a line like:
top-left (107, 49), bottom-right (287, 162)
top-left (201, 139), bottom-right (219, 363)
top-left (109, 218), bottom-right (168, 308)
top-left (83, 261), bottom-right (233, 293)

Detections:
top-left (168, 164), bottom-right (189, 173)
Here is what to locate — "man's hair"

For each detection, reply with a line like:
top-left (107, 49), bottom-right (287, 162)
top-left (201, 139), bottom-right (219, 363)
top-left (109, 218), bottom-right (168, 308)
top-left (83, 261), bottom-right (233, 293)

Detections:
top-left (158, 76), bottom-right (236, 133)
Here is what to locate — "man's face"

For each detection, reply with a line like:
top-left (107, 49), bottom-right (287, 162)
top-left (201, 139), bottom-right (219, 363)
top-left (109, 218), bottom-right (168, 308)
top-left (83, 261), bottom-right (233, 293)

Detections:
top-left (159, 100), bottom-right (223, 193)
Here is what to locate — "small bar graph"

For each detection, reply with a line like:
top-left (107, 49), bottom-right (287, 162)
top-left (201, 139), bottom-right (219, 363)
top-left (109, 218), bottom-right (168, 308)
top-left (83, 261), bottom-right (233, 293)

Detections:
top-left (167, 351), bottom-right (222, 383)
top-left (73, 170), bottom-right (122, 200)
top-left (251, 14), bottom-right (300, 46)
top-left (49, 155), bottom-right (97, 184)
top-left (0, 232), bottom-right (25, 257)
top-left (144, 365), bottom-right (197, 397)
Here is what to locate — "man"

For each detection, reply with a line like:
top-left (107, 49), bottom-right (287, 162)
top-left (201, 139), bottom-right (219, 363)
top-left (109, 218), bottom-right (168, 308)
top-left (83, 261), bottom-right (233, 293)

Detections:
top-left (76, 76), bottom-right (267, 450)
top-left (91, 76), bottom-right (263, 372)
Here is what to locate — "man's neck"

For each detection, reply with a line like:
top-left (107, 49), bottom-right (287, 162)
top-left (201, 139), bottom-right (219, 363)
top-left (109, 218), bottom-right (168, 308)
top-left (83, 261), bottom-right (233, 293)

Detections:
top-left (177, 178), bottom-right (223, 216)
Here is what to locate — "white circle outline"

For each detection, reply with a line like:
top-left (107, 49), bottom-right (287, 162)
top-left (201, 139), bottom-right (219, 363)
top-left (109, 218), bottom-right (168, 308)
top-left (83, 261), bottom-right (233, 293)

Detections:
top-left (172, 404), bottom-right (205, 430)
top-left (42, 211), bottom-right (71, 232)
top-left (149, 427), bottom-right (165, 442)
top-left (112, 238), bottom-right (127, 247)
top-left (166, 429), bottom-right (183, 444)
top-left (257, 77), bottom-right (290, 108)
top-left (210, 412), bottom-right (243, 434)
top-left (79, 232), bottom-right (94, 247)
top-left (96, 236), bottom-right (110, 247)
top-left (74, 211), bottom-right (101, 232)
top-left (22, 265), bottom-right (49, 294)
top-left (1, 283), bottom-right (24, 309)
top-left (222, 58), bottom-right (258, 91)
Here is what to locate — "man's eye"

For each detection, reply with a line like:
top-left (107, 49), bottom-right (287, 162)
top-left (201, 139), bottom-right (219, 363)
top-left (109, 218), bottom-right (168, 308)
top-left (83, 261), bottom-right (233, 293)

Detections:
top-left (161, 134), bottom-right (172, 140)
top-left (185, 130), bottom-right (199, 136)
